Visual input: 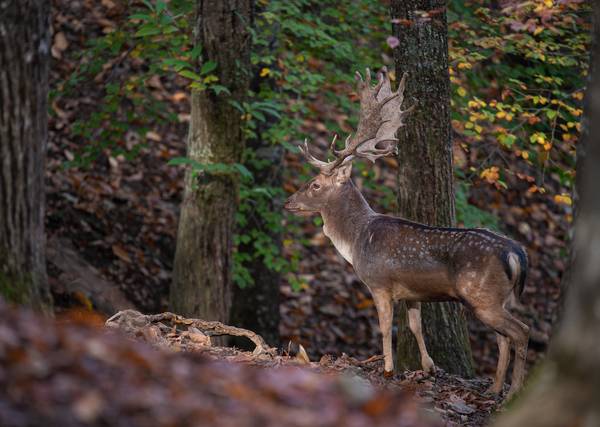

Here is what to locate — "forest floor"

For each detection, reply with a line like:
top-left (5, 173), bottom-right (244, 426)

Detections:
top-left (1, 302), bottom-right (505, 427)
top-left (40, 1), bottom-right (572, 425)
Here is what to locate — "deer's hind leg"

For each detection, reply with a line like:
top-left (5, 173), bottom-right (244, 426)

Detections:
top-left (473, 307), bottom-right (529, 397)
top-left (406, 301), bottom-right (435, 373)
top-left (457, 266), bottom-right (529, 397)
top-left (486, 332), bottom-right (511, 395)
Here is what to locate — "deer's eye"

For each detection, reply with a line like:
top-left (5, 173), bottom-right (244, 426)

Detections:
top-left (311, 182), bottom-right (321, 191)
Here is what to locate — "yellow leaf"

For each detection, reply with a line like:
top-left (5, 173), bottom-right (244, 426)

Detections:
top-left (534, 26), bottom-right (544, 36)
top-left (573, 92), bottom-right (584, 100)
top-left (522, 151), bottom-right (529, 160)
top-left (496, 111), bottom-right (506, 119)
top-left (260, 67), bottom-right (271, 77)
top-left (544, 0), bottom-right (553, 7)
top-left (554, 194), bottom-right (572, 206)
top-left (457, 87), bottom-right (467, 97)
top-left (481, 166), bottom-right (500, 183)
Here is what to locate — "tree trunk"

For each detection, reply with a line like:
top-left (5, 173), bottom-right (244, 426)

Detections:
top-left (494, 7), bottom-right (599, 427)
top-left (170, 0), bottom-right (252, 323)
top-left (0, 0), bottom-right (52, 312)
top-left (390, 0), bottom-right (475, 377)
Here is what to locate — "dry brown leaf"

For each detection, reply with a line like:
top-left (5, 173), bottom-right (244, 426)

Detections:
top-left (295, 344), bottom-right (311, 364)
top-left (112, 244), bottom-right (131, 263)
top-left (52, 32), bottom-right (69, 59)
top-left (146, 131), bottom-right (162, 142)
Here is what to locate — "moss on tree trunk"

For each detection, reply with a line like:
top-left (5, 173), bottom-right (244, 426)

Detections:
top-left (0, 0), bottom-right (52, 312)
top-left (170, 0), bottom-right (252, 322)
top-left (391, 0), bottom-right (474, 377)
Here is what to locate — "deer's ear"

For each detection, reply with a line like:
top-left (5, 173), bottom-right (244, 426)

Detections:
top-left (334, 162), bottom-right (353, 185)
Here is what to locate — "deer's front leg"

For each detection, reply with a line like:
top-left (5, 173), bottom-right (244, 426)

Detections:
top-left (406, 301), bottom-right (435, 373)
top-left (372, 290), bottom-right (394, 377)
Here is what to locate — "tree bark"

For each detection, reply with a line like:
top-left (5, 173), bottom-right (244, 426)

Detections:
top-left (0, 0), bottom-right (52, 312)
top-left (170, 0), bottom-right (252, 323)
top-left (493, 6), bottom-right (599, 427)
top-left (391, 0), bottom-right (475, 377)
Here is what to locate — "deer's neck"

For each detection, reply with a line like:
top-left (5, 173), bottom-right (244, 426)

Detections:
top-left (320, 180), bottom-right (375, 265)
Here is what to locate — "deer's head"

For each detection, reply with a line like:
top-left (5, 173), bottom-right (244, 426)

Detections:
top-left (285, 67), bottom-right (413, 215)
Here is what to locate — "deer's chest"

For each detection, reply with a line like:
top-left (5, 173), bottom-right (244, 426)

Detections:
top-left (323, 224), bottom-right (353, 265)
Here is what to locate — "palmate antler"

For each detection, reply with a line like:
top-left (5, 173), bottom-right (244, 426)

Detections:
top-left (301, 67), bottom-right (413, 175)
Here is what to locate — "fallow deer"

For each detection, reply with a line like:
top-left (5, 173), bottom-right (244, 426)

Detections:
top-left (284, 67), bottom-right (530, 398)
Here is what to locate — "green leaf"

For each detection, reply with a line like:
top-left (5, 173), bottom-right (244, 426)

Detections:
top-left (233, 164), bottom-right (254, 181)
top-left (135, 24), bottom-right (161, 37)
top-left (200, 61), bottom-right (217, 75)
top-left (546, 109), bottom-right (558, 119)
top-left (167, 157), bottom-right (197, 166)
top-left (141, 0), bottom-right (154, 11)
top-left (211, 85), bottom-right (231, 95)
top-left (163, 58), bottom-right (191, 71)
top-left (179, 70), bottom-right (202, 81)
top-left (129, 13), bottom-right (151, 21)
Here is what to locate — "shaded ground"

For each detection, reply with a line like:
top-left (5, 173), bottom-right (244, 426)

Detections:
top-left (0, 301), bottom-right (440, 427)
top-left (45, 1), bottom-right (570, 424)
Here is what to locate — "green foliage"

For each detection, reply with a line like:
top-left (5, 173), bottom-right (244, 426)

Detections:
top-left (55, 0), bottom-right (222, 167)
top-left (448, 0), bottom-right (590, 202)
top-left (455, 183), bottom-right (499, 230)
top-left (232, 0), bottom-right (391, 289)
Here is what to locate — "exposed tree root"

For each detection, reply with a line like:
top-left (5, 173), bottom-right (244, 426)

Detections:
top-left (106, 309), bottom-right (276, 356)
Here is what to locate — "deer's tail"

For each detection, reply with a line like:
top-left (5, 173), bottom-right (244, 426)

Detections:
top-left (503, 246), bottom-right (528, 300)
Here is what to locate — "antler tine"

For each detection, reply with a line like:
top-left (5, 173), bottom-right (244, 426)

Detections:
top-left (329, 134), bottom-right (338, 152)
top-left (356, 138), bottom-right (398, 163)
top-left (397, 71), bottom-right (408, 95)
top-left (300, 137), bottom-right (341, 175)
top-left (373, 66), bottom-right (387, 96)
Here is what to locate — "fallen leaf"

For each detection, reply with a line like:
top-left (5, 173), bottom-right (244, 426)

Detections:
top-left (112, 244), bottom-right (132, 263)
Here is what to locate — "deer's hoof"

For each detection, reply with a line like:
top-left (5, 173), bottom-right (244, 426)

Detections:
top-left (484, 384), bottom-right (503, 396)
top-left (421, 356), bottom-right (435, 374)
top-left (383, 370), bottom-right (394, 379)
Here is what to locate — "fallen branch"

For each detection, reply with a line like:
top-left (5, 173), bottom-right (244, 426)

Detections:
top-left (106, 309), bottom-right (275, 356)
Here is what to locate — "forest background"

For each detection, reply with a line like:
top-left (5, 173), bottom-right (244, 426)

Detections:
top-left (0, 0), bottom-right (594, 425)
top-left (37, 0), bottom-right (589, 375)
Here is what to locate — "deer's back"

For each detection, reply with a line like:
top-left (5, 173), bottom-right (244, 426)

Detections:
top-left (352, 215), bottom-right (525, 301)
